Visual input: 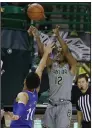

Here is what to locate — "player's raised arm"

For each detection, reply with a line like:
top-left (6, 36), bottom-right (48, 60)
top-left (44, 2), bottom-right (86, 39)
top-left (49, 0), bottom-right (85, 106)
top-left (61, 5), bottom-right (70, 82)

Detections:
top-left (35, 43), bottom-right (55, 80)
top-left (53, 25), bottom-right (77, 75)
top-left (27, 26), bottom-right (53, 67)
top-left (27, 26), bottom-right (44, 56)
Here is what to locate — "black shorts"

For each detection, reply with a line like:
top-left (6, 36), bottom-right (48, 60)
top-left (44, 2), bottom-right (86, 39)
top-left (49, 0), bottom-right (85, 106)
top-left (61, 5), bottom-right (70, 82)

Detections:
top-left (82, 121), bottom-right (91, 128)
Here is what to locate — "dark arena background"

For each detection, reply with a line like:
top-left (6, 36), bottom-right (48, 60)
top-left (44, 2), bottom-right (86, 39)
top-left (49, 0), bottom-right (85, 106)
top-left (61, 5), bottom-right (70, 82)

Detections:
top-left (1, 2), bottom-right (91, 128)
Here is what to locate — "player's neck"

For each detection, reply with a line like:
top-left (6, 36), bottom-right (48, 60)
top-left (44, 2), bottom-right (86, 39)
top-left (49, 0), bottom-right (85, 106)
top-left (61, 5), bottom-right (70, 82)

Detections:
top-left (59, 61), bottom-right (66, 67)
top-left (23, 88), bottom-right (35, 92)
top-left (28, 89), bottom-right (35, 92)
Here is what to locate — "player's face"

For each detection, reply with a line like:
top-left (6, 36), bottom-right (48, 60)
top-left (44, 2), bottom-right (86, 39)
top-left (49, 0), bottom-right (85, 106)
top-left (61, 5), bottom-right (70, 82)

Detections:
top-left (54, 46), bottom-right (64, 62)
top-left (77, 78), bottom-right (88, 92)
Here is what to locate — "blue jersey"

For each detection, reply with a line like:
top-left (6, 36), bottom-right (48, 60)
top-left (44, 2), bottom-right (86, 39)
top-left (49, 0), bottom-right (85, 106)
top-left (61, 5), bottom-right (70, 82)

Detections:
top-left (10, 90), bottom-right (38, 128)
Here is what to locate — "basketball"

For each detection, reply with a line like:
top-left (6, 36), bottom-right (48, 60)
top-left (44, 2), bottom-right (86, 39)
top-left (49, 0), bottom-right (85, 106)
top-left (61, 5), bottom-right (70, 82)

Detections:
top-left (27, 3), bottom-right (45, 21)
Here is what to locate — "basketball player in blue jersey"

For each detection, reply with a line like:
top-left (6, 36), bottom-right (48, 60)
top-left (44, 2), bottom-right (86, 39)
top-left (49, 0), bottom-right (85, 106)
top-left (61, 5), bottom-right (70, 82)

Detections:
top-left (28, 25), bottom-right (77, 128)
top-left (7, 43), bottom-right (54, 128)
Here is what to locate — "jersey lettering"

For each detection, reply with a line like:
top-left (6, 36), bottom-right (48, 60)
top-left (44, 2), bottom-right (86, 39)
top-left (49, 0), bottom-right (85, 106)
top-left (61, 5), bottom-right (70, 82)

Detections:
top-left (25, 107), bottom-right (35, 121)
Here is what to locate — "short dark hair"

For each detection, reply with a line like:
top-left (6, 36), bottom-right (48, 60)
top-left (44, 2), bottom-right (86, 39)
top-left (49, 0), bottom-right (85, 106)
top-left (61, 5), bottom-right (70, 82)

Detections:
top-left (25, 72), bottom-right (40, 90)
top-left (76, 73), bottom-right (88, 84)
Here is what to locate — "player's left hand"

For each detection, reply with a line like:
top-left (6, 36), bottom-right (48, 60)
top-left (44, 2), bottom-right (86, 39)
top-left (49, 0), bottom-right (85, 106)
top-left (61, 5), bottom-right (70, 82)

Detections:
top-left (53, 25), bottom-right (60, 37)
top-left (7, 111), bottom-right (20, 120)
top-left (27, 26), bottom-right (39, 38)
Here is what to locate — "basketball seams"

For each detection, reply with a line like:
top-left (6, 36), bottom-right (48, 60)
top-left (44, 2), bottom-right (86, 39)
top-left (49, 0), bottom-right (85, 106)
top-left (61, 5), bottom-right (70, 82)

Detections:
top-left (34, 4), bottom-right (44, 12)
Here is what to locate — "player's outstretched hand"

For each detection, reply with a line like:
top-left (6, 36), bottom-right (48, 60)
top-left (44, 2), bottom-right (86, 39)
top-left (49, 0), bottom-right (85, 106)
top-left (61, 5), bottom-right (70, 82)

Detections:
top-left (7, 111), bottom-right (20, 120)
top-left (53, 25), bottom-right (60, 37)
top-left (44, 43), bottom-right (55, 54)
top-left (27, 26), bottom-right (39, 38)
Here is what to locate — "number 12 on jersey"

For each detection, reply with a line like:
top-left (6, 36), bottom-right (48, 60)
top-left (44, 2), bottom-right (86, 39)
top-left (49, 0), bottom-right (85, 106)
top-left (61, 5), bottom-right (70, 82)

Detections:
top-left (55, 76), bottom-right (63, 85)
